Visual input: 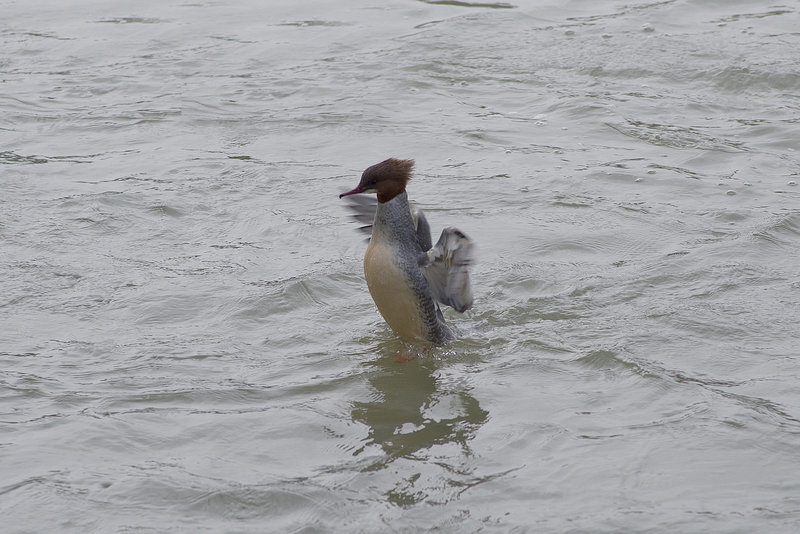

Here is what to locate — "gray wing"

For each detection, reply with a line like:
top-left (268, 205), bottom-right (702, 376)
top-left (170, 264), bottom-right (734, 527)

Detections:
top-left (422, 227), bottom-right (475, 313)
top-left (342, 196), bottom-right (433, 250)
top-left (341, 195), bottom-right (376, 235)
top-left (413, 208), bottom-right (432, 252)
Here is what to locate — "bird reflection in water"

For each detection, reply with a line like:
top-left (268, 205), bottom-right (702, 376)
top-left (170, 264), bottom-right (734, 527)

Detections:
top-left (350, 344), bottom-right (489, 507)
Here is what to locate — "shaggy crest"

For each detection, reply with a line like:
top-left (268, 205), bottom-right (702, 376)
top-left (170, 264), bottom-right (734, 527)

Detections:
top-left (340, 158), bottom-right (414, 203)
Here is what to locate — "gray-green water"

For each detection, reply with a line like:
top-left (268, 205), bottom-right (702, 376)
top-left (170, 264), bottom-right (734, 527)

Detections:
top-left (2, 0), bottom-right (800, 532)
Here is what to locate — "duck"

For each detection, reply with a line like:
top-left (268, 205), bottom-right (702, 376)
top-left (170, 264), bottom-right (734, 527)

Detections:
top-left (339, 158), bottom-right (474, 344)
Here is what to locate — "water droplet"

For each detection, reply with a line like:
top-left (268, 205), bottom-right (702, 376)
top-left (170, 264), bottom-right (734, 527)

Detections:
top-left (602, 33), bottom-right (612, 39)
top-left (647, 170), bottom-right (656, 175)
top-left (726, 190), bottom-right (736, 196)
top-left (565, 29), bottom-right (575, 36)
top-left (788, 180), bottom-right (797, 186)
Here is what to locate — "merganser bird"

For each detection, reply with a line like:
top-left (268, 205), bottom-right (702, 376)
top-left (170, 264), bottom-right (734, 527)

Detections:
top-left (339, 158), bottom-right (474, 344)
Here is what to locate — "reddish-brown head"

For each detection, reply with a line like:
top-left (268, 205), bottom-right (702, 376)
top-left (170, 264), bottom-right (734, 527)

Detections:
top-left (339, 158), bottom-right (414, 203)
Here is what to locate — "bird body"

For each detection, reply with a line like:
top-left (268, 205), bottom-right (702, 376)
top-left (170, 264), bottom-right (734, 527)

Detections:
top-left (364, 190), bottom-right (454, 342)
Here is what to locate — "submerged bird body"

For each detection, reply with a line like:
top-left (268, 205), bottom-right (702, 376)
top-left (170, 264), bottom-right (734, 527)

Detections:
top-left (340, 158), bottom-right (474, 344)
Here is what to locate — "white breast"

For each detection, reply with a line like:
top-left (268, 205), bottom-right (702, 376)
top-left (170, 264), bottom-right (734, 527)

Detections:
top-left (363, 238), bottom-right (426, 341)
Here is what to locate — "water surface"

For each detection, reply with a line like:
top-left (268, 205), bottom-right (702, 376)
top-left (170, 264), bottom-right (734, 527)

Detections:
top-left (2, 0), bottom-right (800, 532)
